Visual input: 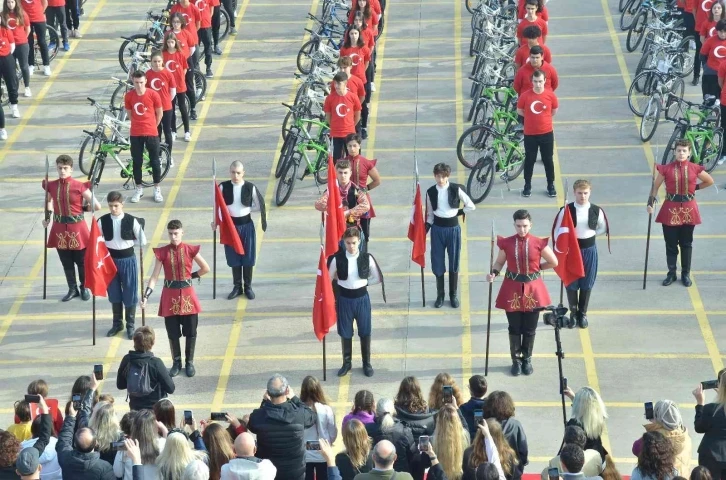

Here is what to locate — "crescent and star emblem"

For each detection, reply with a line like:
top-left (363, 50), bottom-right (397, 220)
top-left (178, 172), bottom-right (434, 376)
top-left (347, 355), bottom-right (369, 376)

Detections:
top-left (150, 78), bottom-right (163, 90)
top-left (133, 102), bottom-right (146, 116)
top-left (710, 27), bottom-right (716, 37)
top-left (702, 0), bottom-right (714, 11)
top-left (165, 60), bottom-right (177, 72)
top-left (95, 235), bottom-right (111, 269)
top-left (554, 226), bottom-right (569, 254)
top-left (7, 18), bottom-right (16, 29)
top-left (714, 45), bottom-right (726, 58)
top-left (335, 103), bottom-right (349, 117)
top-left (530, 100), bottom-right (546, 114)
top-left (349, 53), bottom-right (360, 66)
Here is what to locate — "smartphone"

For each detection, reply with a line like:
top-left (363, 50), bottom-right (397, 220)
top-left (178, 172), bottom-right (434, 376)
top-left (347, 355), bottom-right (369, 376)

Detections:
top-left (548, 467), bottom-right (560, 480)
top-left (211, 412), bottom-right (227, 421)
top-left (560, 377), bottom-right (568, 395)
top-left (24, 394), bottom-right (41, 404)
top-left (701, 379), bottom-right (719, 390)
top-left (306, 440), bottom-right (321, 451)
top-left (644, 402), bottom-right (654, 420)
top-left (111, 441), bottom-right (126, 451)
top-left (94, 364), bottom-right (104, 381)
top-left (418, 435), bottom-right (430, 452)
top-left (184, 410), bottom-right (193, 425)
top-left (72, 394), bottom-right (81, 409)
top-left (474, 409), bottom-right (484, 425)
top-left (443, 386), bottom-right (453, 404)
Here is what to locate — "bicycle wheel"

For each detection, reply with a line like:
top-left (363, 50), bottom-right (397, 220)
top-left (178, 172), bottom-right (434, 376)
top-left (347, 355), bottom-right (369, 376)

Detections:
top-left (470, 80), bottom-right (482, 101)
top-left (110, 83), bottom-right (129, 110)
top-left (628, 71), bottom-right (657, 117)
top-left (296, 40), bottom-right (319, 75)
top-left (674, 36), bottom-right (696, 77)
top-left (88, 153), bottom-right (106, 188)
top-left (276, 131), bottom-right (298, 178)
top-left (466, 156), bottom-right (495, 204)
top-left (639, 95), bottom-right (661, 142)
top-left (662, 124), bottom-right (685, 164)
top-left (635, 50), bottom-right (654, 78)
top-left (467, 96), bottom-right (481, 123)
top-left (626, 11), bottom-right (648, 53)
top-left (472, 99), bottom-right (492, 126)
top-left (503, 147), bottom-right (525, 181)
top-left (619, 0), bottom-right (630, 12)
top-left (702, 128), bottom-right (723, 172)
top-left (457, 124), bottom-right (494, 168)
top-left (119, 35), bottom-right (153, 73)
top-left (79, 134), bottom-right (102, 176)
top-left (620, 0), bottom-right (640, 30)
top-left (139, 144), bottom-right (171, 187)
top-left (45, 26), bottom-right (59, 62)
top-left (194, 70), bottom-right (207, 102)
top-left (641, 30), bottom-right (654, 54)
top-left (667, 76), bottom-right (685, 104)
top-left (314, 151), bottom-right (329, 184)
top-left (465, 0), bottom-right (481, 14)
top-left (219, 7), bottom-right (230, 41)
top-left (275, 153), bottom-right (300, 206)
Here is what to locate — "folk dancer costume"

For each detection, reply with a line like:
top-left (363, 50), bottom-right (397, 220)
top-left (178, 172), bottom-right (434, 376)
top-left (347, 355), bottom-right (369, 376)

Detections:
top-left (425, 182), bottom-right (476, 308)
top-left (341, 153), bottom-right (377, 241)
top-left (554, 203), bottom-right (610, 328)
top-left (218, 180), bottom-right (267, 300)
top-left (42, 177), bottom-right (92, 302)
top-left (154, 243), bottom-right (203, 377)
top-left (99, 213), bottom-right (147, 339)
top-left (314, 182), bottom-right (370, 252)
top-left (651, 161), bottom-right (705, 287)
top-left (494, 234), bottom-right (551, 375)
top-left (327, 249), bottom-right (386, 377)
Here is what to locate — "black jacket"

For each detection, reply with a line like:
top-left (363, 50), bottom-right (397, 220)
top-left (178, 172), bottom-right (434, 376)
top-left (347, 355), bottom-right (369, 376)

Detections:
top-left (0, 413), bottom-right (51, 480)
top-left (459, 398), bottom-right (486, 440)
top-left (365, 417), bottom-right (416, 473)
top-left (56, 415), bottom-right (116, 480)
top-left (247, 396), bottom-right (317, 480)
top-left (116, 350), bottom-right (175, 411)
top-left (427, 463), bottom-right (449, 480)
top-left (500, 417), bottom-right (528, 479)
top-left (334, 451), bottom-right (373, 480)
top-left (694, 403), bottom-right (726, 462)
top-left (566, 418), bottom-right (607, 462)
top-left (395, 406), bottom-right (435, 442)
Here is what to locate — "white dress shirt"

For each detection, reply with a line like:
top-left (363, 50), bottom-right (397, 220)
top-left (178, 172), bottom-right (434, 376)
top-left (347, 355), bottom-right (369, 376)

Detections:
top-left (224, 181), bottom-right (261, 217)
top-left (97, 213), bottom-right (147, 250)
top-left (426, 182), bottom-right (476, 224)
top-left (328, 251), bottom-right (381, 290)
top-left (555, 202), bottom-right (606, 240)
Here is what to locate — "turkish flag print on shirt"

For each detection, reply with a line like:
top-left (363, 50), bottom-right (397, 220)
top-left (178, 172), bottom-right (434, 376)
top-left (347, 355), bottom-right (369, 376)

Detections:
top-left (145, 69), bottom-right (176, 111)
top-left (701, 34), bottom-right (726, 72)
top-left (6, 12), bottom-right (29, 45)
top-left (551, 206), bottom-right (585, 286)
top-left (517, 89), bottom-right (558, 136)
top-left (323, 90), bottom-right (362, 138)
top-left (125, 89), bottom-right (162, 137)
top-left (84, 220), bottom-right (118, 297)
top-left (408, 184), bottom-right (426, 268)
top-left (312, 246), bottom-right (337, 341)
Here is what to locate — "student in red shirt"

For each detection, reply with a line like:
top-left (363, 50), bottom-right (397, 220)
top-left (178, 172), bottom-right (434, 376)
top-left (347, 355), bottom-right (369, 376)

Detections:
top-left (124, 71), bottom-right (163, 204)
top-left (333, 56), bottom-right (365, 108)
top-left (45, 0), bottom-right (68, 50)
top-left (209, 0), bottom-right (222, 54)
top-left (699, 18), bottom-right (726, 98)
top-left (323, 72), bottom-right (362, 161)
top-left (516, 69), bottom-right (559, 198)
top-left (163, 33), bottom-right (190, 143)
top-left (340, 133), bottom-right (381, 241)
top-left (193, 0), bottom-right (214, 78)
top-left (517, 0), bottom-right (547, 45)
top-left (221, 0), bottom-right (237, 36)
top-left (352, 11), bottom-right (378, 96)
top-left (0, 22), bottom-right (17, 125)
top-left (340, 27), bottom-right (370, 139)
top-left (518, 0), bottom-right (548, 21)
top-left (514, 25), bottom-right (552, 71)
top-left (146, 51), bottom-right (177, 160)
top-left (19, 0), bottom-right (50, 76)
top-left (170, 0), bottom-right (201, 120)
top-left (700, 1), bottom-right (724, 43)
top-left (513, 46), bottom-right (558, 94)
top-left (349, 0), bottom-right (379, 36)
top-left (2, 0), bottom-right (31, 98)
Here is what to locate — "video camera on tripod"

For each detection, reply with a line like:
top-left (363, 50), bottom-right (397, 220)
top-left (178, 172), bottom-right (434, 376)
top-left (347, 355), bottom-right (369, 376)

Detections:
top-left (537, 304), bottom-right (575, 329)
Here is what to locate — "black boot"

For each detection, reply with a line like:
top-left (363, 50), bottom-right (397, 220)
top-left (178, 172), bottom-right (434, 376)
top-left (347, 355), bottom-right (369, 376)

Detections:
top-left (107, 303), bottom-right (124, 336)
top-left (243, 266), bottom-right (255, 300)
top-left (449, 272), bottom-right (460, 308)
top-left (566, 289), bottom-right (579, 329)
top-left (361, 336), bottom-right (374, 377)
top-left (681, 247), bottom-right (692, 287)
top-left (509, 334), bottom-right (522, 376)
top-left (168, 338), bottom-right (183, 377)
top-left (521, 334), bottom-right (535, 375)
top-left (337, 337), bottom-right (352, 377)
top-left (577, 290), bottom-right (591, 329)
top-left (77, 265), bottom-right (91, 301)
top-left (125, 306), bottom-right (136, 340)
top-left (62, 269), bottom-right (80, 302)
top-left (185, 337), bottom-right (197, 377)
top-left (434, 275), bottom-right (445, 308)
top-left (662, 254), bottom-right (678, 286)
top-left (227, 267), bottom-right (243, 299)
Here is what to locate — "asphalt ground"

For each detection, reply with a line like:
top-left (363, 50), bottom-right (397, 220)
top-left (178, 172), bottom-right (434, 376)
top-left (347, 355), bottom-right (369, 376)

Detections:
top-left (0, 0), bottom-right (725, 475)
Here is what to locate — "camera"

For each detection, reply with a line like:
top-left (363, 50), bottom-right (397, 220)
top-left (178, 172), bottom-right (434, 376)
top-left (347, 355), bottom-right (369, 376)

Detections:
top-left (474, 409), bottom-right (484, 425)
top-left (541, 305), bottom-right (572, 328)
top-left (111, 441), bottom-right (126, 451)
top-left (72, 394), bottom-right (81, 410)
top-left (94, 364), bottom-right (104, 381)
top-left (701, 379), bottom-right (719, 390)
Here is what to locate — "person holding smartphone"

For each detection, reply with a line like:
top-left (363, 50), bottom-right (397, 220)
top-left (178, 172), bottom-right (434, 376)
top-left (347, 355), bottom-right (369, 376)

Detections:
top-left (693, 368), bottom-right (726, 480)
top-left (631, 400), bottom-right (692, 477)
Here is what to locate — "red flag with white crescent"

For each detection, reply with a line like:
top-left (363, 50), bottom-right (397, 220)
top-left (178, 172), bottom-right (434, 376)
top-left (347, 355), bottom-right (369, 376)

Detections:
top-left (552, 206), bottom-right (585, 286)
top-left (312, 246), bottom-right (337, 340)
top-left (84, 219), bottom-right (118, 297)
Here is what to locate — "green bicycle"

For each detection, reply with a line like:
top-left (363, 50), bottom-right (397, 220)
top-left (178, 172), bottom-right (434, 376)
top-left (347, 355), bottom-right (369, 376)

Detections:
top-left (466, 126), bottom-right (525, 203)
top-left (662, 94), bottom-right (722, 172)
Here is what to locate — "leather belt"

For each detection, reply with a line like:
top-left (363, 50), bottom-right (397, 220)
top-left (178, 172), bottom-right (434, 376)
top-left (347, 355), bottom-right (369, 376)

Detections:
top-left (164, 279), bottom-right (193, 289)
top-left (504, 270), bottom-right (542, 282)
top-left (666, 193), bottom-right (694, 202)
top-left (53, 213), bottom-right (84, 224)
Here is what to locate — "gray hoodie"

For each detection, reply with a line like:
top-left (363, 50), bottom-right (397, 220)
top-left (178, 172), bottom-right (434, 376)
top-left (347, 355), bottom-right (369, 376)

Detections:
top-left (21, 436), bottom-right (62, 480)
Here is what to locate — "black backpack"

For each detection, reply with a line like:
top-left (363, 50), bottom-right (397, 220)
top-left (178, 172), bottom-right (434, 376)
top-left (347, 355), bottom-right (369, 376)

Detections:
top-left (126, 360), bottom-right (154, 398)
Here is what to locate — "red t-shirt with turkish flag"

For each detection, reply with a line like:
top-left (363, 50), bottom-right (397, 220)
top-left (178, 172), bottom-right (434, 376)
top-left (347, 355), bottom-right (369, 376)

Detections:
top-left (166, 29), bottom-right (192, 58)
top-left (331, 73), bottom-right (365, 100)
top-left (6, 11), bottom-right (29, 45)
top-left (696, 0), bottom-right (715, 31)
top-left (193, 0), bottom-right (212, 29)
top-left (700, 34), bottom-right (726, 72)
top-left (20, 0), bottom-right (45, 23)
top-left (360, 25), bottom-right (376, 50)
top-left (513, 61), bottom-right (558, 94)
top-left (48, 0), bottom-right (65, 7)
top-left (170, 3), bottom-right (200, 46)
top-left (517, 88), bottom-right (558, 136)
top-left (163, 50), bottom-right (188, 93)
top-left (701, 20), bottom-right (717, 39)
top-left (517, 17), bottom-right (548, 45)
top-left (0, 26), bottom-right (13, 56)
top-left (517, 1), bottom-right (549, 21)
top-left (339, 46), bottom-right (371, 85)
top-left (146, 68), bottom-right (176, 111)
top-left (514, 43), bottom-right (552, 67)
top-left (125, 89), bottom-right (162, 137)
top-left (323, 89), bottom-right (362, 138)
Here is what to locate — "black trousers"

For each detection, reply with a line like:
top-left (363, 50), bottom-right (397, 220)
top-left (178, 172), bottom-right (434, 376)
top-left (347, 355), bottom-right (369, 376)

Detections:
top-left (332, 137), bottom-right (348, 161)
top-left (211, 6), bottom-right (221, 47)
top-left (680, 11), bottom-right (699, 78)
top-left (0, 55), bottom-right (18, 105)
top-left (27, 22), bottom-right (50, 67)
top-left (197, 28), bottom-right (212, 68)
top-left (702, 74), bottom-right (721, 99)
top-left (721, 105), bottom-right (726, 157)
top-left (360, 217), bottom-right (371, 241)
top-left (699, 454), bottom-right (726, 480)
top-left (0, 102), bottom-right (4, 129)
top-left (57, 248), bottom-right (86, 286)
top-left (157, 109), bottom-right (173, 154)
top-left (662, 224), bottom-right (694, 258)
top-left (361, 82), bottom-right (371, 129)
top-left (185, 52), bottom-right (198, 112)
top-left (130, 135), bottom-right (161, 185)
top-left (505, 311), bottom-right (539, 337)
top-left (65, 0), bottom-right (79, 29)
top-left (165, 314), bottom-right (198, 339)
top-left (222, 0), bottom-right (235, 28)
top-left (305, 462), bottom-right (328, 480)
top-left (172, 94), bottom-right (190, 133)
top-left (523, 131), bottom-right (555, 187)
top-left (13, 43), bottom-right (30, 88)
top-left (46, 6), bottom-right (68, 43)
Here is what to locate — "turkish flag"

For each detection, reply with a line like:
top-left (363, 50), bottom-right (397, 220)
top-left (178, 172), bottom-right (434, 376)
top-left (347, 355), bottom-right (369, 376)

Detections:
top-left (324, 154), bottom-right (346, 258)
top-left (552, 207), bottom-right (585, 286)
top-left (214, 183), bottom-right (245, 255)
top-left (312, 246), bottom-right (337, 340)
top-left (84, 219), bottom-right (118, 297)
top-left (408, 183), bottom-right (426, 268)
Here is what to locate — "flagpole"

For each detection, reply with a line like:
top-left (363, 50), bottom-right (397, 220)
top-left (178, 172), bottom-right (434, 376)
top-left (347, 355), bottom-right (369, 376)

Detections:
top-left (559, 180), bottom-right (568, 306)
top-left (43, 155), bottom-right (49, 300)
top-left (320, 181), bottom-right (328, 381)
top-left (91, 187), bottom-right (96, 346)
top-left (140, 242), bottom-right (146, 326)
top-left (643, 164), bottom-right (656, 290)
top-left (484, 220), bottom-right (494, 376)
top-left (212, 158), bottom-right (217, 300)
top-left (414, 155), bottom-right (425, 307)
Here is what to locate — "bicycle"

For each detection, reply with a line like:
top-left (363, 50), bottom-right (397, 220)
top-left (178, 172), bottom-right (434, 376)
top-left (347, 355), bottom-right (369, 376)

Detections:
top-left (627, 58), bottom-right (685, 117)
top-left (466, 126), bottom-right (525, 203)
top-left (661, 94), bottom-right (722, 171)
top-left (79, 98), bottom-right (129, 175)
top-left (297, 27), bottom-right (343, 75)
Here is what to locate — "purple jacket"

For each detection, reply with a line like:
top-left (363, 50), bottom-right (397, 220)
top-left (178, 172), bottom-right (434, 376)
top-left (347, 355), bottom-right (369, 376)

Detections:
top-left (342, 410), bottom-right (375, 427)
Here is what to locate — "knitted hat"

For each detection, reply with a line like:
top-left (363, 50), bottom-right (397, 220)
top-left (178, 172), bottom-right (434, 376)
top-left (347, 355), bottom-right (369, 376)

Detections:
top-left (654, 400), bottom-right (682, 430)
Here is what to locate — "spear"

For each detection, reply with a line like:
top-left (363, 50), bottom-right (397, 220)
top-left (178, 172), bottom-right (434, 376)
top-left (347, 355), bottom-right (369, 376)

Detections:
top-left (212, 158), bottom-right (217, 299)
top-left (559, 180), bottom-right (569, 305)
top-left (643, 163), bottom-right (657, 290)
top-left (91, 186), bottom-right (96, 346)
top-left (138, 217), bottom-right (147, 326)
top-left (484, 220), bottom-right (494, 376)
top-left (43, 155), bottom-right (49, 300)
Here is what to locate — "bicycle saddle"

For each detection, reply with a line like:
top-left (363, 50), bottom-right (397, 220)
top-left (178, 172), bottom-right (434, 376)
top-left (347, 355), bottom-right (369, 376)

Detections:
top-left (703, 95), bottom-right (717, 107)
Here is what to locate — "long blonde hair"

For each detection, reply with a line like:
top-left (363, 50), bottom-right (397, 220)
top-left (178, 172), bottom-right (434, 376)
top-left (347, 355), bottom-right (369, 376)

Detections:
top-left (89, 401), bottom-right (120, 453)
top-left (156, 432), bottom-right (207, 480)
top-left (428, 373), bottom-right (465, 411)
top-left (571, 387), bottom-right (608, 440)
top-left (432, 404), bottom-right (469, 480)
top-left (715, 368), bottom-right (726, 416)
top-left (342, 419), bottom-right (371, 469)
top-left (468, 419), bottom-right (518, 475)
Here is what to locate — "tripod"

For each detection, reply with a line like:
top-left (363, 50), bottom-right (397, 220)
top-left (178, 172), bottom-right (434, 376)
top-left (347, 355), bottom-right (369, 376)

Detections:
top-left (553, 320), bottom-right (568, 428)
top-left (541, 304), bottom-right (570, 429)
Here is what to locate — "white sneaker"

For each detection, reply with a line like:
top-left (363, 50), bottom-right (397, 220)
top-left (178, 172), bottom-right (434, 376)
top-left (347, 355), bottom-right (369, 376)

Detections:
top-left (10, 104), bottom-right (19, 118)
top-left (24, 87), bottom-right (31, 97)
top-left (370, 82), bottom-right (376, 92)
top-left (29, 66), bottom-right (34, 76)
top-left (171, 132), bottom-right (177, 141)
top-left (718, 156), bottom-right (726, 166)
top-left (184, 132), bottom-right (191, 142)
top-left (130, 186), bottom-right (143, 203)
top-left (43, 66), bottom-right (51, 76)
top-left (153, 187), bottom-right (163, 203)
top-left (0, 129), bottom-right (7, 140)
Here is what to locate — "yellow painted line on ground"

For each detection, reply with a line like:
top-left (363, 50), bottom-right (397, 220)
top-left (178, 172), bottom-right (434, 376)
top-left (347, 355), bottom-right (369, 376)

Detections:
top-left (688, 278), bottom-right (725, 373)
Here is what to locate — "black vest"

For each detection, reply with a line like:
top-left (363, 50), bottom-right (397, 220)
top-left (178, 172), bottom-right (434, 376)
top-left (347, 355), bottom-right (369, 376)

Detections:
top-left (220, 180), bottom-right (254, 207)
top-left (327, 251), bottom-right (370, 280)
top-left (427, 183), bottom-right (462, 212)
top-left (100, 214), bottom-right (139, 241)
top-left (566, 203), bottom-right (601, 231)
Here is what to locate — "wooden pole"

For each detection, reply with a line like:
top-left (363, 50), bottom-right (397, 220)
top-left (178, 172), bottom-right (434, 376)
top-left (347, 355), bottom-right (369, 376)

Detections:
top-left (420, 267), bottom-right (425, 307)
top-left (323, 335), bottom-right (327, 381)
top-left (644, 164), bottom-right (657, 290)
top-left (484, 220), bottom-right (494, 376)
top-left (43, 155), bottom-right (49, 300)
